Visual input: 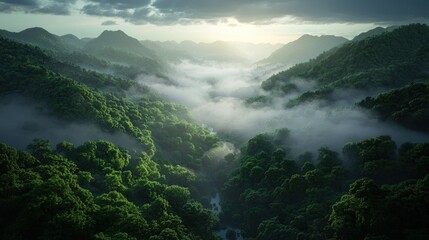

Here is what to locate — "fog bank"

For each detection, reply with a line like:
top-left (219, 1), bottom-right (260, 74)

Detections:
top-left (0, 95), bottom-right (142, 152)
top-left (139, 61), bottom-right (429, 154)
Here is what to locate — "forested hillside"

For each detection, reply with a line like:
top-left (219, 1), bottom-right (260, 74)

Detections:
top-left (0, 36), bottom-right (218, 168)
top-left (223, 25), bottom-right (429, 239)
top-left (0, 32), bottom-right (226, 239)
top-left (351, 26), bottom-right (397, 42)
top-left (221, 133), bottom-right (429, 239)
top-left (261, 24), bottom-right (429, 106)
top-left (0, 27), bottom-right (74, 52)
top-left (359, 82), bottom-right (429, 132)
top-left (1, 21), bottom-right (429, 240)
top-left (82, 30), bottom-right (165, 75)
top-left (0, 28), bottom-right (166, 77)
top-left (0, 36), bottom-right (143, 95)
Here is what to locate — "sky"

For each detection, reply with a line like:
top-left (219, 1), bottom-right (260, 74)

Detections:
top-left (0, 0), bottom-right (428, 43)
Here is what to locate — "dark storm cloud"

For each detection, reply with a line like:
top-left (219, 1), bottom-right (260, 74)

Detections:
top-left (79, 0), bottom-right (429, 25)
top-left (272, 0), bottom-right (429, 23)
top-left (32, 3), bottom-right (72, 15)
top-left (0, 0), bottom-right (77, 15)
top-left (82, 3), bottom-right (134, 19)
top-left (101, 20), bottom-right (118, 26)
top-left (81, 0), bottom-right (152, 20)
top-left (81, 0), bottom-right (186, 25)
top-left (1, 0), bottom-right (428, 24)
top-left (85, 0), bottom-right (151, 10)
top-left (1, 0), bottom-right (37, 6)
top-left (152, 0), bottom-right (429, 23)
top-left (0, 0), bottom-right (37, 13)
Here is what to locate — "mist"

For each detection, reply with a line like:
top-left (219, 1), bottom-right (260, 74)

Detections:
top-left (0, 95), bottom-right (142, 153)
top-left (138, 60), bottom-right (429, 155)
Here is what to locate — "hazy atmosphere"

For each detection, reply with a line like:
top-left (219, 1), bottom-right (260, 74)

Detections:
top-left (146, 61), bottom-right (428, 152)
top-left (2, 0), bottom-right (429, 43)
top-left (1, 1), bottom-right (429, 240)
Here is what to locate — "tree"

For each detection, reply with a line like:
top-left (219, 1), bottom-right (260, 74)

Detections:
top-left (246, 134), bottom-right (275, 156)
top-left (95, 191), bottom-right (148, 238)
top-left (301, 161), bottom-right (315, 174)
top-left (180, 201), bottom-right (218, 236)
top-left (249, 166), bottom-right (265, 184)
top-left (256, 218), bottom-right (294, 240)
top-left (318, 147), bottom-right (342, 171)
top-left (73, 141), bottom-right (131, 172)
top-left (163, 185), bottom-right (190, 211)
top-left (329, 178), bottom-right (386, 240)
top-left (226, 229), bottom-right (237, 240)
top-left (27, 138), bottom-right (52, 159)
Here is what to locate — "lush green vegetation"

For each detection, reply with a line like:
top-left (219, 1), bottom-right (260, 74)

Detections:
top-left (0, 36), bottom-right (218, 169)
top-left (262, 24), bottom-right (429, 106)
top-left (0, 27), bottom-right (166, 79)
top-left (55, 51), bottom-right (151, 81)
top-left (221, 133), bottom-right (429, 239)
top-left (0, 35), bottom-right (221, 221)
top-left (359, 82), bottom-right (429, 132)
top-left (0, 34), bottom-right (224, 239)
top-left (0, 140), bottom-right (219, 239)
top-left (0, 36), bottom-right (144, 96)
top-left (2, 24), bottom-right (429, 240)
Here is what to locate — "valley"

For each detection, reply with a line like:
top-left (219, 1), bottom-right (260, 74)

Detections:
top-left (0, 21), bottom-right (429, 240)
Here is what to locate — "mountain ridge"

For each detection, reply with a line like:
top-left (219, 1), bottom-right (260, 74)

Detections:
top-left (84, 30), bottom-right (157, 59)
top-left (259, 34), bottom-right (348, 65)
top-left (0, 27), bottom-right (71, 52)
top-left (261, 23), bottom-right (429, 106)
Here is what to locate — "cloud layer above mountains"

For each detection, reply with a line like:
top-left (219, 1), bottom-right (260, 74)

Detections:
top-left (1, 0), bottom-right (429, 25)
top-left (0, 0), bottom-right (77, 15)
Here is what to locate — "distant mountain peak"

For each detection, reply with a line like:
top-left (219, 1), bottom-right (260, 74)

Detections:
top-left (19, 27), bottom-right (56, 38)
top-left (92, 29), bottom-right (140, 45)
top-left (84, 29), bottom-right (157, 60)
top-left (352, 26), bottom-right (398, 42)
top-left (20, 27), bottom-right (49, 33)
top-left (99, 29), bottom-right (127, 37)
top-left (61, 34), bottom-right (80, 40)
top-left (299, 34), bottom-right (313, 39)
top-left (88, 30), bottom-right (140, 47)
top-left (261, 23), bottom-right (429, 105)
top-left (298, 34), bottom-right (347, 40)
top-left (260, 34), bottom-right (348, 65)
top-left (5, 27), bottom-right (72, 52)
top-left (180, 40), bottom-right (196, 45)
top-left (60, 34), bottom-right (84, 48)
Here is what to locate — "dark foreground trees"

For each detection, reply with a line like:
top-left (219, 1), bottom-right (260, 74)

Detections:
top-left (221, 133), bottom-right (429, 239)
top-left (0, 140), bottom-right (219, 240)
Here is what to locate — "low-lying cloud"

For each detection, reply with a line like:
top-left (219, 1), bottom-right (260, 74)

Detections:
top-left (0, 95), bottom-right (142, 153)
top-left (139, 60), bottom-right (429, 155)
top-left (139, 61), bottom-right (269, 107)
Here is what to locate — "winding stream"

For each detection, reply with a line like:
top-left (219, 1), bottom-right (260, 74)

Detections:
top-left (210, 192), bottom-right (243, 240)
